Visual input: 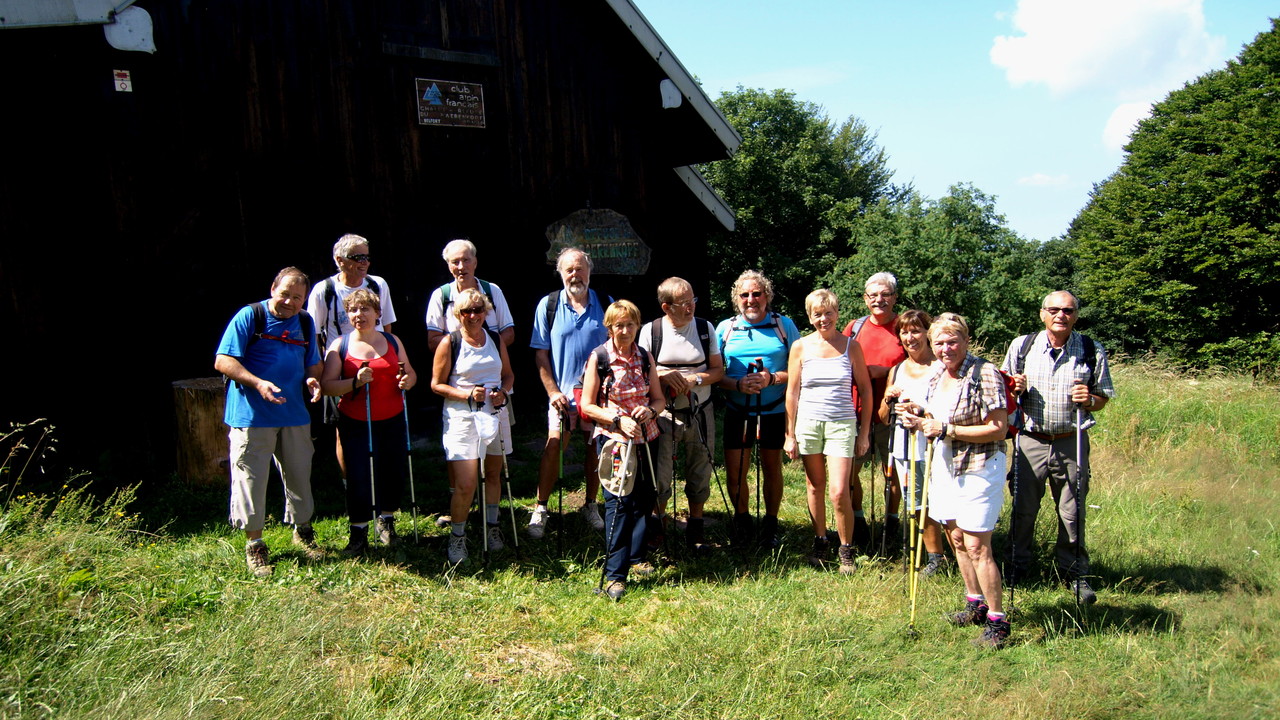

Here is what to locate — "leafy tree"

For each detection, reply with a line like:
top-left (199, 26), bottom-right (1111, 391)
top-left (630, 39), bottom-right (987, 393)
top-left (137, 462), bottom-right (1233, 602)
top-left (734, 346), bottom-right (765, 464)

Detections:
top-left (1068, 19), bottom-right (1280, 366)
top-left (824, 184), bottom-right (1052, 353)
top-left (701, 88), bottom-right (903, 319)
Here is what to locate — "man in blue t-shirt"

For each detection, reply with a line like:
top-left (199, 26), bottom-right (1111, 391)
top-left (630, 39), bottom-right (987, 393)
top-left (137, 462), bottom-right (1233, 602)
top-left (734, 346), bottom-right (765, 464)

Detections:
top-left (215, 267), bottom-right (324, 577)
top-left (527, 248), bottom-right (609, 539)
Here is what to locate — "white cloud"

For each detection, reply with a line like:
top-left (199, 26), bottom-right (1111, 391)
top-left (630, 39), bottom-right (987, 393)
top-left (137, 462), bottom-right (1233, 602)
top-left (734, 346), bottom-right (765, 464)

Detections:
top-left (1017, 173), bottom-right (1070, 187)
top-left (1103, 101), bottom-right (1155, 152)
top-left (990, 0), bottom-right (1225, 98)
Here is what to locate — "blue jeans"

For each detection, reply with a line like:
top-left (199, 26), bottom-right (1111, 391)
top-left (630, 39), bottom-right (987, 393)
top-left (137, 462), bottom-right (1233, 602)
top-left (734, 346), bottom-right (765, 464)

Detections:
top-left (597, 436), bottom-right (657, 583)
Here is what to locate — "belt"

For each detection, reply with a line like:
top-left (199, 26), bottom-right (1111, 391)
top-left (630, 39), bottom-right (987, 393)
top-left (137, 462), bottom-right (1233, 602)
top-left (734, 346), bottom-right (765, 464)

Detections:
top-left (1022, 430), bottom-right (1076, 441)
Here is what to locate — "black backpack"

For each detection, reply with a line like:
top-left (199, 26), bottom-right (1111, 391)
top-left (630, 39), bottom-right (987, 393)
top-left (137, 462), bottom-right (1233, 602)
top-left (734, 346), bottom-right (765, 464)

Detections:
top-left (446, 327), bottom-right (502, 372)
top-left (226, 302), bottom-right (315, 390)
top-left (321, 276), bottom-right (381, 344)
top-left (647, 318), bottom-right (714, 369)
top-left (1013, 332), bottom-right (1098, 389)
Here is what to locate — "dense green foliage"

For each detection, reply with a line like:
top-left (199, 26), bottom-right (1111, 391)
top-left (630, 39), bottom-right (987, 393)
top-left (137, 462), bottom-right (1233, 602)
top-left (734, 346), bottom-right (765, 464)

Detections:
top-left (823, 184), bottom-right (1057, 349)
top-left (2, 366), bottom-right (1279, 718)
top-left (701, 87), bottom-right (903, 319)
top-left (1069, 19), bottom-right (1280, 372)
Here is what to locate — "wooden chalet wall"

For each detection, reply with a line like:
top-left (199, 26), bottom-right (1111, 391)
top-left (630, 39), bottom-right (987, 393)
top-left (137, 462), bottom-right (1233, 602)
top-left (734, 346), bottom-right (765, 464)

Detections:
top-left (0, 0), bottom-right (733, 474)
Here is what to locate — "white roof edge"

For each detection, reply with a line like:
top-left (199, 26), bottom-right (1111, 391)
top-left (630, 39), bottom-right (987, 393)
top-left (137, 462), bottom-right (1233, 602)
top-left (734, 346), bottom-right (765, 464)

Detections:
top-left (604, 0), bottom-right (742, 157)
top-left (674, 166), bottom-right (735, 232)
top-left (0, 0), bottom-right (136, 28)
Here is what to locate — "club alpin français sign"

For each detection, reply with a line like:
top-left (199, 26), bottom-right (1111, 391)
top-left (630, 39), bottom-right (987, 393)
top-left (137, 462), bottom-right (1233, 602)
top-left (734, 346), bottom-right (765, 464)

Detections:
top-left (545, 209), bottom-right (651, 275)
top-left (416, 78), bottom-right (485, 128)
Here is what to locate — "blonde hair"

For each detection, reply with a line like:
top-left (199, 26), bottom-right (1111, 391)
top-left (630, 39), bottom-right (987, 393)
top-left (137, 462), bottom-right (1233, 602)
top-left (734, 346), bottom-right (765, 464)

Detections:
top-left (450, 287), bottom-right (493, 320)
top-left (804, 288), bottom-right (839, 317)
top-left (603, 299), bottom-right (641, 332)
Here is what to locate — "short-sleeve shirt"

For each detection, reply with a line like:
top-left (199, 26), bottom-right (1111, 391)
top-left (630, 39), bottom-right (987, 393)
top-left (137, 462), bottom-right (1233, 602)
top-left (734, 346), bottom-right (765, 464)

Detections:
top-left (530, 289), bottom-right (609, 397)
top-left (593, 342), bottom-right (659, 444)
top-left (306, 274), bottom-right (397, 343)
top-left (1000, 331), bottom-right (1115, 435)
top-left (925, 354), bottom-right (1007, 476)
top-left (716, 313), bottom-right (802, 415)
top-left (424, 279), bottom-right (515, 337)
top-left (217, 301), bottom-right (322, 428)
top-left (844, 316), bottom-right (906, 421)
top-left (639, 317), bottom-right (719, 410)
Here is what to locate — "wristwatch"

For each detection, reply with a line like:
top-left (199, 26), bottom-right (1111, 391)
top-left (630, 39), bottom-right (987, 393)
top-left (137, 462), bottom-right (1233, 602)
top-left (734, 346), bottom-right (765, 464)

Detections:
top-left (694, 375), bottom-right (703, 386)
top-left (611, 414), bottom-right (623, 431)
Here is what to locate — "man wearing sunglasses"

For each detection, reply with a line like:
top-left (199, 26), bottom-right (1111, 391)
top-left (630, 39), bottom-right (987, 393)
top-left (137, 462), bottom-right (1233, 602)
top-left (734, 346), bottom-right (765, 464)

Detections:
top-left (1002, 291), bottom-right (1115, 604)
top-left (307, 233), bottom-right (397, 345)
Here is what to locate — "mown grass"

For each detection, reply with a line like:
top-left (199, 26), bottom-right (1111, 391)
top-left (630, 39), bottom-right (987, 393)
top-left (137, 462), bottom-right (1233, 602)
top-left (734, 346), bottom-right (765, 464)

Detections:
top-left (1, 364), bottom-right (1278, 719)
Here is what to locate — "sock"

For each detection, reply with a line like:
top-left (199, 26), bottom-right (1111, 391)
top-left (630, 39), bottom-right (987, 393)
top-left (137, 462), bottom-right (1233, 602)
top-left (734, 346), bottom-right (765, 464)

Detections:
top-left (486, 503), bottom-right (500, 525)
top-left (246, 538), bottom-right (266, 547)
top-left (966, 594), bottom-right (985, 603)
top-left (536, 501), bottom-right (549, 509)
top-left (451, 522), bottom-right (467, 537)
top-left (988, 611), bottom-right (1007, 622)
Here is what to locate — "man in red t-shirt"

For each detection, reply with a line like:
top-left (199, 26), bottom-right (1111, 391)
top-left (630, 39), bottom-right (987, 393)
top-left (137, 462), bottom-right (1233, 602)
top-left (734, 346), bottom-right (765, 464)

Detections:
top-left (842, 272), bottom-right (907, 551)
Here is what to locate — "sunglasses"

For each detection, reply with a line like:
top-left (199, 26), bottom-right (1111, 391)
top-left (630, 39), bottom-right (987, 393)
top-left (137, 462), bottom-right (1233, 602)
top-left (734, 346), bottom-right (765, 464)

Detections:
top-left (460, 307), bottom-right (486, 316)
top-left (738, 291), bottom-right (764, 299)
top-left (1042, 306), bottom-right (1077, 316)
top-left (344, 253), bottom-right (371, 263)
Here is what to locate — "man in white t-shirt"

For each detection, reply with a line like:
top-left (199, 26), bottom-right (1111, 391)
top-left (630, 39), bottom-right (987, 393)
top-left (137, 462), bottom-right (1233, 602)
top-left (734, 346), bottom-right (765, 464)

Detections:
top-left (639, 277), bottom-right (724, 553)
top-left (424, 239), bottom-right (515, 354)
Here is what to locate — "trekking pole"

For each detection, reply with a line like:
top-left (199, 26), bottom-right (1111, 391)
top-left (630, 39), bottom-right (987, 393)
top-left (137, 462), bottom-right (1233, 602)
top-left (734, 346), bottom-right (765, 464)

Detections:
top-left (492, 387), bottom-right (520, 560)
top-left (478, 403), bottom-right (488, 567)
top-left (754, 358), bottom-right (764, 535)
top-left (399, 362), bottom-right (418, 544)
top-left (1074, 381), bottom-right (1085, 605)
top-left (1009, 428), bottom-right (1020, 614)
top-left (362, 361), bottom-right (378, 534)
top-left (908, 436), bottom-right (935, 638)
top-left (557, 409), bottom-right (566, 555)
top-left (732, 363), bottom-right (756, 551)
top-left (640, 435), bottom-right (669, 562)
top-left (905, 424), bottom-right (917, 595)
top-left (598, 440), bottom-right (631, 593)
top-left (689, 392), bottom-right (732, 517)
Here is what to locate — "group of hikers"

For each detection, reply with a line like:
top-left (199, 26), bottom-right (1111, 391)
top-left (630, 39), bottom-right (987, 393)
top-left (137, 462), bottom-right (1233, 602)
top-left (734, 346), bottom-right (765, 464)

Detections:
top-left (215, 234), bottom-right (1115, 649)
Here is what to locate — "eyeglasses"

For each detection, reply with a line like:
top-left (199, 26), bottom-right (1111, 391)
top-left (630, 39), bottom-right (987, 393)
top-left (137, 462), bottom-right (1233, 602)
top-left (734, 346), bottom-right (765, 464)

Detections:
top-left (344, 254), bottom-right (371, 263)
top-left (460, 307), bottom-right (485, 316)
top-left (1042, 306), bottom-right (1077, 316)
top-left (738, 291), bottom-right (764, 299)
top-left (864, 292), bottom-right (896, 300)
top-left (667, 297), bottom-right (697, 308)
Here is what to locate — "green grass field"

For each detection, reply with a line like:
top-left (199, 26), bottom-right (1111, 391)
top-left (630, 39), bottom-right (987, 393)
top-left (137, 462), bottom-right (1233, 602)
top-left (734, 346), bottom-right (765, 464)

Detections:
top-left (2, 364), bottom-right (1278, 719)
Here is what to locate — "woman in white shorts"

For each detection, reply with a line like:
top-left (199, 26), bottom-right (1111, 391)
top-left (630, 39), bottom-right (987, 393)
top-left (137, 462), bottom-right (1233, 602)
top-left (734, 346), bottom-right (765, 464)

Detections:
top-left (430, 288), bottom-right (514, 564)
top-left (898, 314), bottom-right (1011, 649)
top-left (879, 309), bottom-right (947, 576)
top-left (784, 289), bottom-right (872, 573)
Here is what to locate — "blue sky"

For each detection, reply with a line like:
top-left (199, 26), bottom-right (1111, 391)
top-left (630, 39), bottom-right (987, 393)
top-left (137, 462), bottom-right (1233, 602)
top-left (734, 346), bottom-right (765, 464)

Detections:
top-left (634, 0), bottom-right (1277, 242)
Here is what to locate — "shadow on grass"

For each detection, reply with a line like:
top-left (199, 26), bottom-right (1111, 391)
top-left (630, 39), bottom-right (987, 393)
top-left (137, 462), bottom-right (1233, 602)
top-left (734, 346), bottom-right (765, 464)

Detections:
top-left (1016, 597), bottom-right (1181, 640)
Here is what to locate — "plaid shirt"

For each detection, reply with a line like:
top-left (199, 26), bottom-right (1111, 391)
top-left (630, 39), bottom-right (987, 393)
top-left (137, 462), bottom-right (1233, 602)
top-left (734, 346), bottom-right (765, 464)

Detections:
top-left (594, 341), bottom-right (659, 443)
top-left (1001, 331), bottom-right (1115, 435)
top-left (927, 354), bottom-right (1007, 476)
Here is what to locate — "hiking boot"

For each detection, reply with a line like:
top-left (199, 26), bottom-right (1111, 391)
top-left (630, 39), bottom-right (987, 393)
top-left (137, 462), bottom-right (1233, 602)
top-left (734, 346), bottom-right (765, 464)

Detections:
top-left (758, 515), bottom-right (781, 550)
top-left (485, 524), bottom-right (505, 552)
top-left (630, 561), bottom-right (656, 579)
top-left (838, 543), bottom-right (858, 575)
top-left (853, 516), bottom-right (871, 549)
top-left (579, 502), bottom-right (605, 531)
top-left (599, 580), bottom-right (625, 601)
top-left (919, 552), bottom-right (950, 578)
top-left (245, 540), bottom-right (272, 578)
top-left (973, 618), bottom-right (1012, 649)
top-left (733, 512), bottom-right (753, 546)
top-left (1068, 578), bottom-right (1098, 605)
top-left (948, 599), bottom-right (989, 627)
top-left (806, 535), bottom-right (830, 568)
top-left (292, 524), bottom-right (325, 562)
top-left (375, 516), bottom-right (399, 547)
top-left (447, 533), bottom-right (468, 564)
top-left (527, 505), bottom-right (550, 539)
top-left (342, 526), bottom-right (369, 557)
top-left (435, 514), bottom-right (452, 529)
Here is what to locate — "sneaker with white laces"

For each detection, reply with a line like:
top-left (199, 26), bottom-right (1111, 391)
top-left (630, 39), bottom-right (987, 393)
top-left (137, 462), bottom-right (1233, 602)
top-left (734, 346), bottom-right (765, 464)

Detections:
top-left (579, 501), bottom-right (605, 531)
top-left (527, 505), bottom-right (550, 539)
top-left (486, 524), bottom-right (505, 551)
top-left (447, 533), bottom-right (468, 564)
top-left (919, 552), bottom-right (950, 578)
top-left (948, 599), bottom-right (989, 626)
top-left (245, 540), bottom-right (272, 578)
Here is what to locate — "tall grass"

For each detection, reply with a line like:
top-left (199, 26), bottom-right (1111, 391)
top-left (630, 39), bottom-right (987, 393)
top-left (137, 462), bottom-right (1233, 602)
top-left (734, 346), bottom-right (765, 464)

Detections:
top-left (1, 365), bottom-right (1277, 719)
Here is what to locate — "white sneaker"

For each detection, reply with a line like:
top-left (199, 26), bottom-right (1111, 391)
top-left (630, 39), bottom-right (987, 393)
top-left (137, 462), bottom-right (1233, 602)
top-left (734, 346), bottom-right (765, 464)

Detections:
top-left (447, 533), bottom-right (468, 564)
top-left (527, 505), bottom-right (550, 539)
top-left (580, 502), bottom-right (605, 531)
top-left (486, 524), bottom-right (505, 551)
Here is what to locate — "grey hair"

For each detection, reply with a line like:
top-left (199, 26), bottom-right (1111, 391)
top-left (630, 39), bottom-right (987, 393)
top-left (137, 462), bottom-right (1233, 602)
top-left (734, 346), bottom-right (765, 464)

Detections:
top-left (442, 239), bottom-right (477, 261)
top-left (1042, 290), bottom-right (1079, 308)
top-left (865, 272), bottom-right (898, 294)
top-left (657, 277), bottom-right (692, 305)
top-left (556, 247), bottom-right (593, 272)
top-left (333, 234), bottom-right (369, 266)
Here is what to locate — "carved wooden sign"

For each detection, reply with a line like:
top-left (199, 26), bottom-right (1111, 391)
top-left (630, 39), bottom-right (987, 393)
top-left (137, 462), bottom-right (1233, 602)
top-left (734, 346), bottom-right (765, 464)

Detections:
top-left (545, 209), bottom-right (651, 275)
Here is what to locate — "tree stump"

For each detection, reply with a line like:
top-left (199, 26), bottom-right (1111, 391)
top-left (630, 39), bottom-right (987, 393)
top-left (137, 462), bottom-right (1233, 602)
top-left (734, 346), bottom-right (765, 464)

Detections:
top-left (172, 377), bottom-right (228, 485)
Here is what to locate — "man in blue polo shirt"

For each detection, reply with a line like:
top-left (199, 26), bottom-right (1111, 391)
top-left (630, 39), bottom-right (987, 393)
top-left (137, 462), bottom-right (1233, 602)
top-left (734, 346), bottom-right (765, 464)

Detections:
top-left (527, 248), bottom-right (610, 538)
top-left (215, 267), bottom-right (324, 577)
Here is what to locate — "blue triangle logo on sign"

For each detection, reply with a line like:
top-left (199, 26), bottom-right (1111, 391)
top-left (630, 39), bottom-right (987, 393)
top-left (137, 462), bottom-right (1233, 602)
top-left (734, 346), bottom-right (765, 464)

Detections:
top-left (422, 83), bottom-right (444, 105)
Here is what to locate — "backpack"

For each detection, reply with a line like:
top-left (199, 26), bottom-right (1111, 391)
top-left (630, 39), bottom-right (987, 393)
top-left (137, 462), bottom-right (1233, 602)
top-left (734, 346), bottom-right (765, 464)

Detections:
top-left (337, 331), bottom-right (400, 388)
top-left (719, 312), bottom-right (791, 353)
top-left (1004, 332), bottom-right (1097, 435)
top-left (446, 327), bottom-right (502, 373)
top-left (321, 276), bottom-right (381, 344)
top-left (227, 302), bottom-right (315, 390)
top-left (574, 344), bottom-right (652, 423)
top-left (846, 315), bottom-right (870, 340)
top-left (440, 279), bottom-right (494, 319)
top-left (647, 318), bottom-right (713, 370)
